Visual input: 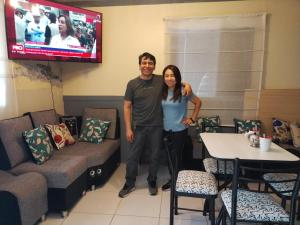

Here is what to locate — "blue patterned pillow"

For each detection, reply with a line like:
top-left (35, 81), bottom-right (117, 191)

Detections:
top-left (234, 118), bottom-right (262, 134)
top-left (272, 118), bottom-right (292, 144)
top-left (23, 126), bottom-right (53, 165)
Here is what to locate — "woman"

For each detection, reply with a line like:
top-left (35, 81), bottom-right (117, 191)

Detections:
top-left (161, 65), bottom-right (201, 190)
top-left (50, 15), bottom-right (80, 48)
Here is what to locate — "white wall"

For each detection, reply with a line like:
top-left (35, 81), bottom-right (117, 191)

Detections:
top-left (62, 0), bottom-right (300, 96)
top-left (0, 1), bottom-right (64, 120)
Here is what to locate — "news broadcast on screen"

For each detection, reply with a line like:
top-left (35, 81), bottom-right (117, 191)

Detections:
top-left (5, 0), bottom-right (102, 62)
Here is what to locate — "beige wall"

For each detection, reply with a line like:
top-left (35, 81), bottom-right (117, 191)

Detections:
top-left (62, 0), bottom-right (300, 96)
top-left (0, 0), bottom-right (64, 120)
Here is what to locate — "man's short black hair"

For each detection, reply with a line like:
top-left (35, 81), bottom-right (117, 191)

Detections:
top-left (139, 52), bottom-right (156, 65)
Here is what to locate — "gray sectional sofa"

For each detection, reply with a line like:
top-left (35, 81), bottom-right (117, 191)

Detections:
top-left (0, 108), bottom-right (121, 225)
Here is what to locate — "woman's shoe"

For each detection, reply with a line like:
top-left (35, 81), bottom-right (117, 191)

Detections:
top-left (161, 180), bottom-right (171, 191)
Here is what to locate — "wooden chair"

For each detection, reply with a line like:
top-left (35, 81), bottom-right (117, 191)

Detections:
top-left (164, 134), bottom-right (218, 225)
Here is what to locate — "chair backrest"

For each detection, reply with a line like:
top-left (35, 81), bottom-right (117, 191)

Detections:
top-left (231, 158), bottom-right (300, 225)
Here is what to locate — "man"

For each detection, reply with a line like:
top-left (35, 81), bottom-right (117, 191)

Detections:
top-left (119, 52), bottom-right (191, 198)
top-left (26, 9), bottom-right (47, 43)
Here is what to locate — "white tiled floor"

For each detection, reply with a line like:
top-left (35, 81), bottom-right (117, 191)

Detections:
top-left (38, 164), bottom-right (211, 225)
top-left (37, 164), bottom-right (300, 225)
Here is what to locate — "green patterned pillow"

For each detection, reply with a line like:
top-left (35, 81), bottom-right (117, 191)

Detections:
top-left (23, 126), bottom-right (53, 165)
top-left (202, 115), bottom-right (220, 127)
top-left (196, 116), bottom-right (221, 142)
top-left (234, 118), bottom-right (262, 134)
top-left (79, 118), bottom-right (111, 144)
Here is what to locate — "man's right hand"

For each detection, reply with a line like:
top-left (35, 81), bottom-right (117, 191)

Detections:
top-left (126, 129), bottom-right (134, 143)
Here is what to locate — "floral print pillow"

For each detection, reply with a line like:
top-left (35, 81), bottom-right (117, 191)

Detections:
top-left (58, 123), bottom-right (76, 145)
top-left (234, 118), bottom-right (262, 134)
top-left (23, 126), bottom-right (53, 165)
top-left (45, 123), bottom-right (76, 150)
top-left (272, 118), bottom-right (293, 144)
top-left (79, 118), bottom-right (111, 144)
top-left (45, 124), bottom-right (65, 150)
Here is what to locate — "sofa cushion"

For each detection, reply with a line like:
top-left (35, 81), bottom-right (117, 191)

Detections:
top-left (0, 171), bottom-right (48, 225)
top-left (54, 139), bottom-right (120, 167)
top-left (83, 108), bottom-right (118, 139)
top-left (29, 109), bottom-right (59, 128)
top-left (272, 118), bottom-right (293, 144)
top-left (10, 154), bottom-right (87, 189)
top-left (0, 115), bottom-right (32, 168)
top-left (23, 126), bottom-right (54, 165)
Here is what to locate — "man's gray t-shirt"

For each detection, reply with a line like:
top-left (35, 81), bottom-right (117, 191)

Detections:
top-left (124, 74), bottom-right (163, 127)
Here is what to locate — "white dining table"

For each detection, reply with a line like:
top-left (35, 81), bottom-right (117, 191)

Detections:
top-left (200, 133), bottom-right (299, 162)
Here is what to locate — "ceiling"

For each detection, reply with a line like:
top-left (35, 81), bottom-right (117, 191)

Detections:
top-left (54, 0), bottom-right (239, 7)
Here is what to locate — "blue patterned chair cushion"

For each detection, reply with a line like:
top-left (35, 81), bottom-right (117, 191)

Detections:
top-left (221, 189), bottom-right (289, 222)
top-left (203, 158), bottom-right (233, 175)
top-left (176, 170), bottom-right (218, 195)
top-left (263, 173), bottom-right (298, 196)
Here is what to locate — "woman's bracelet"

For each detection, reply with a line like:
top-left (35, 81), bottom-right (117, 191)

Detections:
top-left (189, 117), bottom-right (195, 123)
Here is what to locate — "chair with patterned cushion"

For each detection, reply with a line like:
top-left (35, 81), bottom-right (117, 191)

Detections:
top-left (263, 173), bottom-right (300, 220)
top-left (198, 116), bottom-right (234, 189)
top-left (217, 158), bottom-right (300, 225)
top-left (203, 158), bottom-right (234, 189)
top-left (164, 134), bottom-right (218, 225)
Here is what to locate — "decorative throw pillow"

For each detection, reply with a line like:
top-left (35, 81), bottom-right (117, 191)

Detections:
top-left (45, 124), bottom-right (65, 150)
top-left (202, 115), bottom-right (220, 127)
top-left (234, 118), bottom-right (262, 134)
top-left (272, 118), bottom-right (293, 144)
top-left (289, 122), bottom-right (300, 147)
top-left (195, 116), bottom-right (220, 142)
top-left (23, 126), bottom-right (53, 165)
top-left (58, 123), bottom-right (76, 145)
top-left (79, 118), bottom-right (111, 144)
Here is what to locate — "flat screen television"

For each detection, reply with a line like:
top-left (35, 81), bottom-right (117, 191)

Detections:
top-left (4, 0), bottom-right (102, 63)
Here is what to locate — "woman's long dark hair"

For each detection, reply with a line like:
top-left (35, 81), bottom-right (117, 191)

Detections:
top-left (162, 65), bottom-right (182, 102)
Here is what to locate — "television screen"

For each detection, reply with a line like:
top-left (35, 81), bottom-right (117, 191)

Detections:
top-left (4, 0), bottom-right (102, 63)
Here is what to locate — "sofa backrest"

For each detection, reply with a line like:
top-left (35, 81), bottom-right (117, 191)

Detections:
top-left (82, 108), bottom-right (119, 139)
top-left (0, 115), bottom-right (33, 169)
top-left (27, 109), bottom-right (59, 128)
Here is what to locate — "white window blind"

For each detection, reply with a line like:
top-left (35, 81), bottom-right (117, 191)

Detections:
top-left (164, 13), bottom-right (266, 125)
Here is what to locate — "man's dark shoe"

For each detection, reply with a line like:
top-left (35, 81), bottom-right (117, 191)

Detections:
top-left (118, 183), bottom-right (135, 198)
top-left (161, 180), bottom-right (171, 191)
top-left (148, 181), bottom-right (158, 195)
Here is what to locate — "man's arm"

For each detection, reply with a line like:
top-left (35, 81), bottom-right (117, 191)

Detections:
top-left (124, 100), bottom-right (134, 143)
top-left (182, 81), bottom-right (192, 96)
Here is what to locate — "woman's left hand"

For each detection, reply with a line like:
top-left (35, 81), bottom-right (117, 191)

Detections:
top-left (182, 117), bottom-right (193, 126)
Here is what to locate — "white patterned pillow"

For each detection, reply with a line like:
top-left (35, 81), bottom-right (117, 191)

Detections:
top-left (290, 122), bottom-right (300, 147)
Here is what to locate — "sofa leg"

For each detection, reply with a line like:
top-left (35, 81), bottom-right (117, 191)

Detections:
top-left (82, 190), bottom-right (86, 196)
top-left (61, 210), bottom-right (68, 218)
top-left (91, 185), bottom-right (96, 191)
top-left (40, 214), bottom-right (46, 222)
